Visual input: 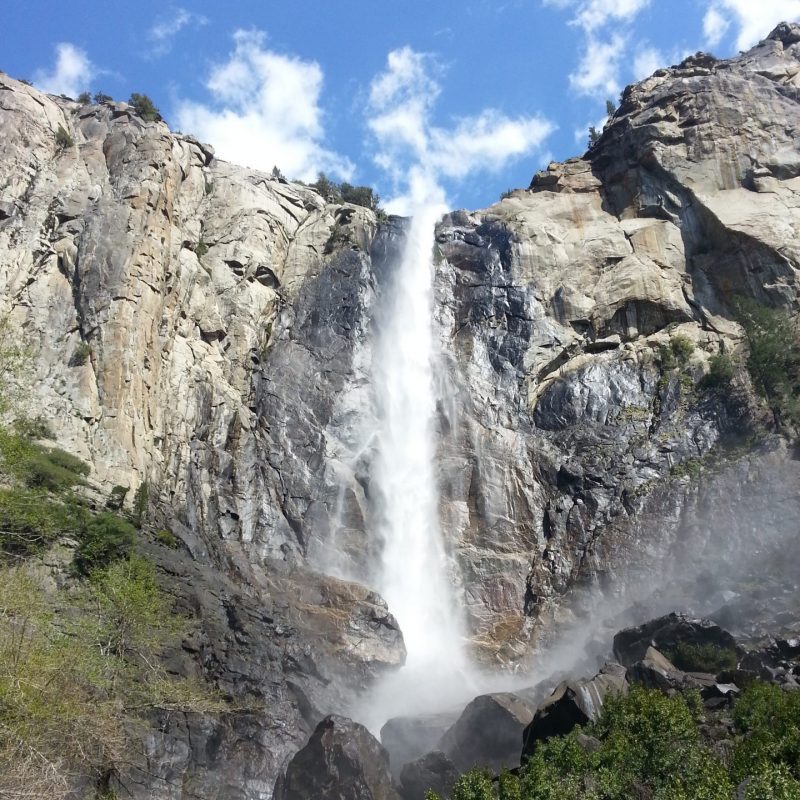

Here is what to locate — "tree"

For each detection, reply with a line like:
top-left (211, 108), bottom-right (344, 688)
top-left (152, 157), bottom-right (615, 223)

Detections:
top-left (128, 93), bottom-right (161, 122)
top-left (312, 172), bottom-right (342, 203)
top-left (54, 125), bottom-right (73, 150)
top-left (606, 99), bottom-right (617, 117)
top-left (588, 126), bottom-right (601, 148)
top-left (93, 91), bottom-right (113, 104)
top-left (77, 91), bottom-right (91, 104)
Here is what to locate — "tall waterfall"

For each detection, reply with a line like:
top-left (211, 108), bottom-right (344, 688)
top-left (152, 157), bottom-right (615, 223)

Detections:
top-left (358, 205), bottom-right (473, 730)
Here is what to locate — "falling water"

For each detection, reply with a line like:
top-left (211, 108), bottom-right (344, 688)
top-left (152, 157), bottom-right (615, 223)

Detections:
top-left (355, 204), bottom-right (475, 731)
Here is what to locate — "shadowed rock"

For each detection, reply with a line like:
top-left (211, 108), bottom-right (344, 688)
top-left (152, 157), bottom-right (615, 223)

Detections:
top-left (273, 715), bottom-right (400, 800)
top-left (399, 751), bottom-right (458, 800)
top-left (439, 692), bottom-right (537, 773)
top-left (381, 711), bottom-right (459, 779)
top-left (522, 663), bottom-right (627, 759)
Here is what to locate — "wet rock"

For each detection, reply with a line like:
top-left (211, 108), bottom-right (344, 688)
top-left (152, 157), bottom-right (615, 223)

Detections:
top-left (381, 712), bottom-right (459, 780)
top-left (522, 663), bottom-right (627, 758)
top-left (613, 614), bottom-right (737, 668)
top-left (399, 751), bottom-right (458, 800)
top-left (273, 715), bottom-right (400, 800)
top-left (438, 692), bottom-right (537, 773)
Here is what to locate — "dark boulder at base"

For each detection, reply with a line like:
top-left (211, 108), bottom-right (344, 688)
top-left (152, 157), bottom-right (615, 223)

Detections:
top-left (273, 715), bottom-right (401, 800)
top-left (399, 751), bottom-right (459, 800)
top-left (522, 663), bottom-right (627, 759)
top-left (381, 711), bottom-right (459, 779)
top-left (438, 692), bottom-right (537, 772)
top-left (613, 613), bottom-right (737, 667)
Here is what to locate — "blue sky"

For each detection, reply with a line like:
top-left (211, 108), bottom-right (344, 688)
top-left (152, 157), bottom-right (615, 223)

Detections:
top-left (3, 1), bottom-right (799, 212)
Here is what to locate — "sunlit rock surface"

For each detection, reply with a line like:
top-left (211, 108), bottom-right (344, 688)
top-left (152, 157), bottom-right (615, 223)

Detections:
top-left (1, 21), bottom-right (800, 798)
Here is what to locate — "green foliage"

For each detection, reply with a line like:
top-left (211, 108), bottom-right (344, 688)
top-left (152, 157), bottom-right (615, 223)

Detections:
top-left (77, 91), bottom-right (91, 104)
top-left (731, 682), bottom-right (800, 784)
top-left (745, 764), bottom-right (800, 799)
top-left (93, 91), bottom-right (113, 104)
top-left (606, 99), bottom-right (617, 117)
top-left (54, 124), bottom-right (73, 149)
top-left (155, 528), bottom-right (179, 548)
top-left (0, 488), bottom-right (87, 555)
top-left (0, 557), bottom-right (221, 797)
top-left (128, 92), bottom-right (161, 122)
top-left (271, 165), bottom-right (285, 180)
top-left (131, 481), bottom-right (149, 528)
top-left (735, 298), bottom-right (800, 427)
top-left (70, 340), bottom-right (91, 366)
top-left (74, 512), bottom-right (137, 574)
top-left (701, 353), bottom-right (736, 390)
top-left (667, 642), bottom-right (737, 673)
top-left (588, 125), bottom-right (601, 148)
top-left (11, 416), bottom-right (54, 440)
top-left (194, 239), bottom-right (209, 258)
top-left (670, 334), bottom-right (695, 363)
top-left (0, 428), bottom-right (90, 492)
top-left (438, 686), bottom-right (736, 800)
top-left (312, 172), bottom-right (383, 212)
top-left (106, 484), bottom-right (128, 512)
top-left (0, 318), bottom-right (31, 416)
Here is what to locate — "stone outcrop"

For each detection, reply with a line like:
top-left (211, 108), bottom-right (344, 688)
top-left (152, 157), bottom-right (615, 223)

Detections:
top-left (273, 715), bottom-right (400, 800)
top-left (1, 21), bottom-right (800, 799)
top-left (521, 663), bottom-right (628, 758)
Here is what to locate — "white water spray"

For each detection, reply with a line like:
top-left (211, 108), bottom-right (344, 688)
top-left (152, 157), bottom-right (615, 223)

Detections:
top-left (355, 203), bottom-right (475, 731)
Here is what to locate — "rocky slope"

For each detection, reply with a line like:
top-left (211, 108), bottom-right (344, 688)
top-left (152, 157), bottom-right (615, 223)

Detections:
top-left (0, 22), bottom-right (799, 798)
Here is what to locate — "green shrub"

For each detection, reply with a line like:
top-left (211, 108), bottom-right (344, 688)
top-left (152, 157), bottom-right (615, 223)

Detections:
top-left (701, 353), bottom-right (736, 389)
top-left (670, 334), bottom-right (695, 363)
top-left (194, 240), bottom-right (208, 258)
top-left (311, 172), bottom-right (383, 213)
top-left (731, 682), bottom-right (800, 784)
top-left (131, 481), bottom-right (149, 528)
top-left (666, 642), bottom-right (737, 673)
top-left (106, 485), bottom-right (128, 511)
top-left (70, 341), bottom-right (91, 366)
top-left (0, 429), bottom-right (89, 491)
top-left (11, 416), bottom-right (54, 440)
top-left (0, 488), bottom-right (86, 555)
top-left (155, 528), bottom-right (179, 548)
top-left (94, 91), bottom-right (113, 104)
top-left (74, 512), bottom-right (137, 573)
top-left (54, 125), bottom-right (73, 149)
top-left (735, 298), bottom-right (800, 427)
top-left (128, 92), bottom-right (161, 122)
top-left (77, 91), bottom-right (91, 104)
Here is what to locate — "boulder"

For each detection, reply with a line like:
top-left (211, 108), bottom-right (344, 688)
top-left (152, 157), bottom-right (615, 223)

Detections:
top-left (274, 715), bottom-right (400, 800)
top-left (399, 751), bottom-right (459, 800)
top-left (381, 712), bottom-right (459, 779)
top-left (612, 613), bottom-right (737, 668)
top-left (438, 692), bottom-right (537, 772)
top-left (522, 663), bottom-right (627, 758)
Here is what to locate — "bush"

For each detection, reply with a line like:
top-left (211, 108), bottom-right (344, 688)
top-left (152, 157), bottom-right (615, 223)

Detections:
top-left (311, 172), bottom-right (382, 212)
top-left (106, 484), bottom-right (128, 512)
top-left (701, 353), bottom-right (736, 389)
top-left (77, 91), bottom-right (91, 104)
top-left (666, 642), bottom-right (737, 673)
top-left (93, 91), bottom-right (113, 104)
top-left (0, 488), bottom-right (86, 555)
top-left (69, 341), bottom-right (91, 366)
top-left (54, 124), bottom-right (73, 149)
top-left (128, 92), bottom-right (161, 122)
top-left (74, 512), bottom-right (137, 573)
top-left (670, 334), bottom-right (695, 363)
top-left (155, 528), bottom-right (179, 548)
top-left (12, 416), bottom-right (54, 440)
top-left (194, 240), bottom-right (208, 258)
top-left (0, 429), bottom-right (89, 492)
top-left (131, 481), bottom-right (149, 528)
top-left (735, 298), bottom-right (800, 427)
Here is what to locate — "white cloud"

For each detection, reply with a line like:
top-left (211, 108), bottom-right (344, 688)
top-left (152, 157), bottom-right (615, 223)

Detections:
top-left (632, 46), bottom-right (664, 80)
top-left (544, 0), bottom-right (650, 31)
top-left (703, 1), bottom-right (800, 50)
top-left (148, 8), bottom-right (207, 56)
top-left (545, 1), bottom-right (650, 96)
top-left (175, 30), bottom-right (352, 182)
top-left (569, 34), bottom-right (626, 95)
top-left (33, 43), bottom-right (94, 98)
top-left (367, 46), bottom-right (554, 213)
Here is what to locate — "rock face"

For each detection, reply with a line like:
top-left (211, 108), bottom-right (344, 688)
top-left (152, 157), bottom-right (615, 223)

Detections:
top-left (613, 613), bottom-right (738, 667)
top-left (273, 715), bottom-right (400, 800)
top-left (438, 692), bottom-right (537, 772)
top-left (521, 663), bottom-right (628, 758)
top-left (1, 21), bottom-right (800, 799)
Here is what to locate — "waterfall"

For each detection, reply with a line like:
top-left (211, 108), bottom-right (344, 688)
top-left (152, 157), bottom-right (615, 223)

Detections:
top-left (356, 205), bottom-right (474, 731)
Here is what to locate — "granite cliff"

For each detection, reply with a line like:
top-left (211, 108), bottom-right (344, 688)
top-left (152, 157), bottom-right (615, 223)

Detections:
top-left (0, 22), bottom-right (799, 798)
